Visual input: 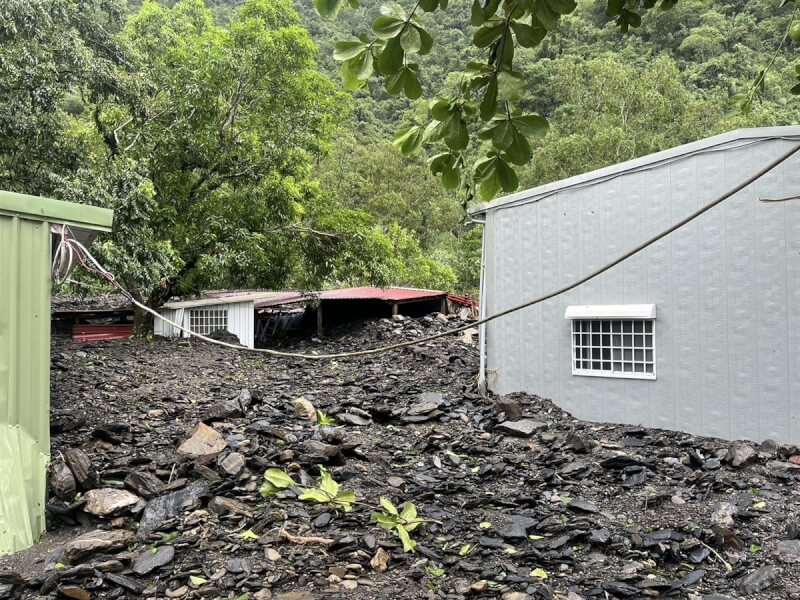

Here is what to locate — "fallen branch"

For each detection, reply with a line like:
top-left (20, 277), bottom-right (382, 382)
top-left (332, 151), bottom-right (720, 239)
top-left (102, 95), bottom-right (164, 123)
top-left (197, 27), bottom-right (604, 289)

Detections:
top-left (278, 528), bottom-right (334, 546)
top-left (698, 540), bottom-right (733, 572)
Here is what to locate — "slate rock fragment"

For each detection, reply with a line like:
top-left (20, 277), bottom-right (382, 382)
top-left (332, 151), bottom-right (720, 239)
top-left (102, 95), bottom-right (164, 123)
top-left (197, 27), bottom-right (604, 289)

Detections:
top-left (499, 515), bottom-right (537, 540)
top-left (83, 488), bottom-right (140, 517)
top-left (138, 482), bottom-right (207, 538)
top-left (64, 449), bottom-right (99, 490)
top-left (725, 442), bottom-right (757, 468)
top-left (49, 460), bottom-right (77, 501)
top-left (124, 471), bottom-right (165, 499)
top-left (177, 422), bottom-right (226, 461)
top-left (737, 565), bottom-right (779, 594)
top-left (62, 529), bottom-right (135, 564)
top-left (133, 545), bottom-right (175, 575)
top-left (775, 539), bottom-right (800, 562)
top-left (496, 419), bottom-right (546, 438)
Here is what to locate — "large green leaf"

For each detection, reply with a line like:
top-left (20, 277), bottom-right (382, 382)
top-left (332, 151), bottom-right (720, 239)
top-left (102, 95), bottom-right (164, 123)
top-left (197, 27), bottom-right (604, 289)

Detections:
top-left (341, 51), bottom-right (374, 90)
top-left (385, 66), bottom-right (422, 99)
top-left (473, 21), bottom-right (504, 48)
top-left (377, 36), bottom-right (404, 74)
top-left (373, 15), bottom-right (406, 39)
top-left (504, 128), bottom-right (532, 165)
top-left (400, 25), bottom-right (422, 53)
top-left (264, 468), bottom-right (295, 489)
top-left (393, 126), bottom-right (424, 155)
top-left (334, 41), bottom-right (368, 61)
top-left (513, 114), bottom-right (549, 138)
top-left (443, 115), bottom-right (469, 151)
top-left (313, 0), bottom-right (344, 19)
top-left (418, 27), bottom-right (434, 55)
top-left (396, 525), bottom-right (417, 552)
top-left (510, 20), bottom-right (546, 47)
top-left (479, 77), bottom-right (499, 121)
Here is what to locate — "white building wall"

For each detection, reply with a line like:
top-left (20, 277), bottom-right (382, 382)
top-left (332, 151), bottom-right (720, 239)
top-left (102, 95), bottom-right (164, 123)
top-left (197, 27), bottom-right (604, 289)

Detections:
top-left (483, 134), bottom-right (800, 444)
top-left (155, 302), bottom-right (254, 348)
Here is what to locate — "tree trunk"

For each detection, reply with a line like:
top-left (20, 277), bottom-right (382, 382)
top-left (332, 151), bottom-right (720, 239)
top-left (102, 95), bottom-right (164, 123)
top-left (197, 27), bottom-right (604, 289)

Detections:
top-left (132, 304), bottom-right (154, 338)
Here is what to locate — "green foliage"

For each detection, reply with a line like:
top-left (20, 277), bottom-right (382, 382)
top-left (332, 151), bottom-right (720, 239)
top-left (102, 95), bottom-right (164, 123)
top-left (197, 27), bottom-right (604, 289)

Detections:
top-left (309, 0), bottom-right (800, 200)
top-left (370, 497), bottom-right (422, 552)
top-left (260, 468), bottom-right (296, 498)
top-left (316, 410), bottom-right (336, 426)
top-left (298, 467), bottom-right (357, 511)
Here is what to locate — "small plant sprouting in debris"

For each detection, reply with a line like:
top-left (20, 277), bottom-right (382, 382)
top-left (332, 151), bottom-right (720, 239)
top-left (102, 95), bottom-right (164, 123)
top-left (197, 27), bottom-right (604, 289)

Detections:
top-left (239, 529), bottom-right (260, 543)
top-left (298, 466), bottom-right (357, 512)
top-left (371, 497), bottom-right (423, 552)
top-left (316, 410), bottom-right (335, 426)
top-left (260, 468), bottom-right (295, 498)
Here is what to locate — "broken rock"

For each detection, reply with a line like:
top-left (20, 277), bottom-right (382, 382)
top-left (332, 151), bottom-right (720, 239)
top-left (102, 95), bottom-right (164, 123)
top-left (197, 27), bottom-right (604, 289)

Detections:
top-left (133, 544), bottom-right (175, 575)
top-left (737, 566), bottom-right (779, 594)
top-left (83, 488), bottom-right (140, 517)
top-left (49, 460), bottom-right (77, 501)
top-left (177, 422), bottom-right (226, 461)
top-left (219, 452), bottom-right (246, 476)
top-left (64, 448), bottom-right (99, 490)
top-left (294, 396), bottom-right (317, 421)
top-left (138, 482), bottom-right (207, 538)
top-left (62, 529), bottom-right (134, 564)
top-left (724, 441), bottom-right (757, 468)
top-left (496, 419), bottom-right (546, 438)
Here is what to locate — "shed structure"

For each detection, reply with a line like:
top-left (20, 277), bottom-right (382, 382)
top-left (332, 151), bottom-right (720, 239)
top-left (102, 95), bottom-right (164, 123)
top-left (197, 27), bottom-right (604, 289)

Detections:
top-left (154, 292), bottom-right (284, 348)
top-left (470, 127), bottom-right (800, 444)
top-left (0, 191), bottom-right (113, 555)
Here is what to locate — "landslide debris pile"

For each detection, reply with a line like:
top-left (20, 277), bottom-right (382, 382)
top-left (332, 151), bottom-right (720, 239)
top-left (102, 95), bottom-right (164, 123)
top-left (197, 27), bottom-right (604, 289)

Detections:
top-left (2, 315), bottom-right (800, 600)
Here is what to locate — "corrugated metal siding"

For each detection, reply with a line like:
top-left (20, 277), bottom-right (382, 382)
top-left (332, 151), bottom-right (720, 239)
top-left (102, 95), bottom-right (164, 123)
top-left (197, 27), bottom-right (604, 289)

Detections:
top-left (483, 137), bottom-right (800, 444)
top-left (0, 215), bottom-right (51, 554)
top-left (227, 301), bottom-right (255, 348)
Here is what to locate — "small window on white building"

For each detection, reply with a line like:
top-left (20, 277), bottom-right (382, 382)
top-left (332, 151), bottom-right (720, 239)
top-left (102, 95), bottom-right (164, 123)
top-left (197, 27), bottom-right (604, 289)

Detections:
top-left (189, 308), bottom-right (228, 335)
top-left (565, 305), bottom-right (656, 380)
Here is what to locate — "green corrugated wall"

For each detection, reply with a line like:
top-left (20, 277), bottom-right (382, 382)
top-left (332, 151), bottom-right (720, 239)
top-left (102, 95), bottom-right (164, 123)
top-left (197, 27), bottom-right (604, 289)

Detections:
top-left (0, 215), bottom-right (51, 555)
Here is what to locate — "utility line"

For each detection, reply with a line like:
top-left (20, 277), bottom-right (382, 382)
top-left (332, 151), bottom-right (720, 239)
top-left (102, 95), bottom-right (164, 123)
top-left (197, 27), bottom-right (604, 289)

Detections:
top-left (60, 142), bottom-right (800, 361)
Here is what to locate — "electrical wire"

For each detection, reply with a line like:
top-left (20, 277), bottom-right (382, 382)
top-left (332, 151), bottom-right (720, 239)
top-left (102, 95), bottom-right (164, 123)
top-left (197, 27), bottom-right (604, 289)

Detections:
top-left (58, 141), bottom-right (800, 361)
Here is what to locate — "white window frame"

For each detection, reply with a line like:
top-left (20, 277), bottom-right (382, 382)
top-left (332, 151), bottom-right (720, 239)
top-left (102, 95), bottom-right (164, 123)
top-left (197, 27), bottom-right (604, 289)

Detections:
top-left (189, 307), bottom-right (229, 336)
top-left (565, 305), bottom-right (656, 381)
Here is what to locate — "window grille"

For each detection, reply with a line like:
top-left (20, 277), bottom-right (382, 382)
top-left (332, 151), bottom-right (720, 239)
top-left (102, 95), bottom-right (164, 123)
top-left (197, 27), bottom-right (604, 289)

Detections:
top-left (571, 319), bottom-right (655, 380)
top-left (189, 308), bottom-right (229, 335)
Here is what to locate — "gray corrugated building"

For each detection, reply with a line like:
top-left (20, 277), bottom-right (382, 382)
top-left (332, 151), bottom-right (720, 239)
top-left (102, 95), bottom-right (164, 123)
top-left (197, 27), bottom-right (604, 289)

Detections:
top-left (470, 127), bottom-right (800, 444)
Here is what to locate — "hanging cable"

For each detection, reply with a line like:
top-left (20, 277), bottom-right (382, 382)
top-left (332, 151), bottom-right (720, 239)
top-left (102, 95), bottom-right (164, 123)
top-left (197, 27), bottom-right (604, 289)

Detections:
top-left (58, 142), bottom-right (800, 361)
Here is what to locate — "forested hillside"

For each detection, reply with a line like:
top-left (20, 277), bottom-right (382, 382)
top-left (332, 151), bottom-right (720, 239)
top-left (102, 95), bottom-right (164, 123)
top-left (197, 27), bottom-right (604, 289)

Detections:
top-left (4, 1), bottom-right (797, 307)
top-left (209, 0), bottom-right (799, 292)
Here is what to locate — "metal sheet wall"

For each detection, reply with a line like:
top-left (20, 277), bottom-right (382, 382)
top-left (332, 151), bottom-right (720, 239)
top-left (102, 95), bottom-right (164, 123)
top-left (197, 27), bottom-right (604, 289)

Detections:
top-left (0, 215), bottom-right (51, 554)
top-left (484, 137), bottom-right (800, 444)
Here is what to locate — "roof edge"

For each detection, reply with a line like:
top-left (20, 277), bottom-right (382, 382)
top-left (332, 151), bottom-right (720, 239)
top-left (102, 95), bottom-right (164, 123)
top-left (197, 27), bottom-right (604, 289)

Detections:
top-left (469, 126), bottom-right (800, 216)
top-left (0, 191), bottom-right (113, 231)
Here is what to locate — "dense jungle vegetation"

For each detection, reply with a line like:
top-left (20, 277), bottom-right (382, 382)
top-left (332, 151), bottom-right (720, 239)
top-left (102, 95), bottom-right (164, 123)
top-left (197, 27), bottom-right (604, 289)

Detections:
top-left (1, 0), bottom-right (798, 317)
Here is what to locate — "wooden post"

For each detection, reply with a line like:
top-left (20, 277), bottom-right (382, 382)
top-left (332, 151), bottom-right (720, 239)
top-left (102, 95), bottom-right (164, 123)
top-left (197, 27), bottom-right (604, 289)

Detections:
top-left (316, 304), bottom-right (323, 337)
top-left (440, 297), bottom-right (448, 314)
top-left (392, 303), bottom-right (399, 317)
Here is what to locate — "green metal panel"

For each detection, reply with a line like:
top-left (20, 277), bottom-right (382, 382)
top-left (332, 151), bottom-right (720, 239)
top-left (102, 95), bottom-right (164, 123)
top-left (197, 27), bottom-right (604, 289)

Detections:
top-left (0, 216), bottom-right (51, 555)
top-left (0, 193), bottom-right (113, 555)
top-left (0, 190), bottom-right (112, 231)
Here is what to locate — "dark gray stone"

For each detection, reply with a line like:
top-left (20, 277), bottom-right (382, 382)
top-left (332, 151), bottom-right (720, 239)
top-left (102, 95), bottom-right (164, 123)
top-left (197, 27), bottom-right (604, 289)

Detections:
top-left (132, 545), bottom-right (175, 575)
top-left (496, 419), bottom-right (546, 438)
top-left (498, 515), bottom-right (537, 540)
top-left (776, 539), bottom-right (800, 562)
top-left (737, 566), bottom-right (779, 594)
top-left (138, 482), bottom-right (207, 538)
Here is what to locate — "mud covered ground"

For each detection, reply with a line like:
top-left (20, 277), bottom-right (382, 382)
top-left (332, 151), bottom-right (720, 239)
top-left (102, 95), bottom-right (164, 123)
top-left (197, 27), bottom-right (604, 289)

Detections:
top-left (2, 314), bottom-right (800, 600)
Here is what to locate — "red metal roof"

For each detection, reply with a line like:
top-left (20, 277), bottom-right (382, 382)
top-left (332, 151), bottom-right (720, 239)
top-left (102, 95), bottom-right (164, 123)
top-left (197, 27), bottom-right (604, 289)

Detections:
top-left (73, 324), bottom-right (133, 342)
top-left (255, 287), bottom-right (446, 308)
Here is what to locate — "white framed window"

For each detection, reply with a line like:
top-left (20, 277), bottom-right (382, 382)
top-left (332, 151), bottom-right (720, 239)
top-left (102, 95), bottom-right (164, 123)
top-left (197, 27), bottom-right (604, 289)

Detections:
top-left (189, 308), bottom-right (228, 335)
top-left (565, 305), bottom-right (656, 380)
